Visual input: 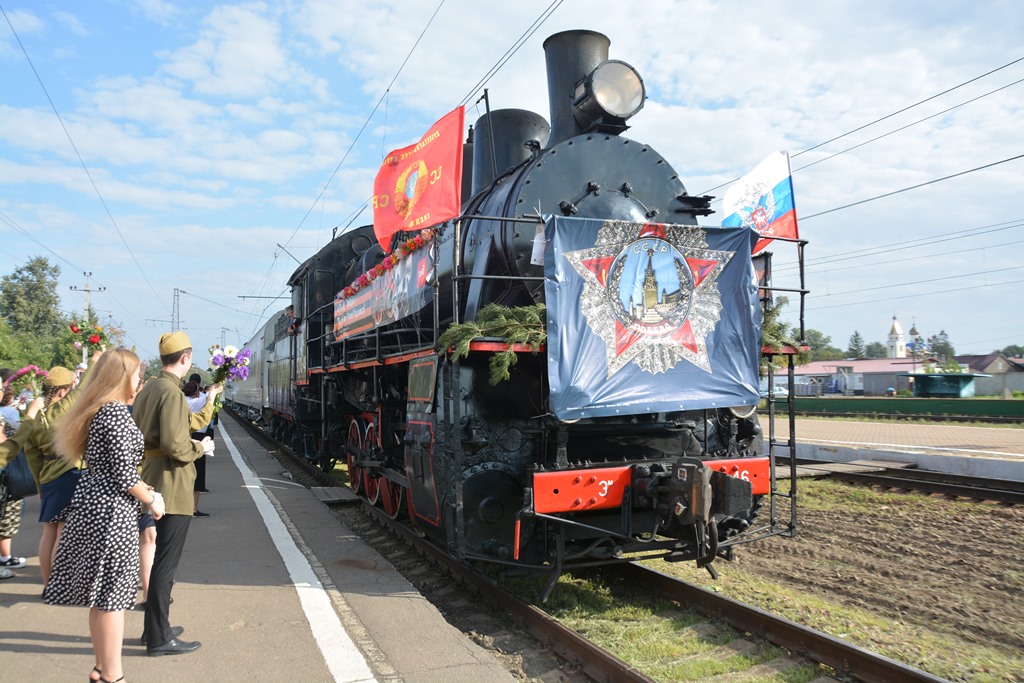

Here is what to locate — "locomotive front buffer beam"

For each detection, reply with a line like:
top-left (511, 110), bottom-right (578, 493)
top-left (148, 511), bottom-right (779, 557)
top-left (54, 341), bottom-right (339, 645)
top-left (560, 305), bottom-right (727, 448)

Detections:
top-left (513, 456), bottom-right (771, 565)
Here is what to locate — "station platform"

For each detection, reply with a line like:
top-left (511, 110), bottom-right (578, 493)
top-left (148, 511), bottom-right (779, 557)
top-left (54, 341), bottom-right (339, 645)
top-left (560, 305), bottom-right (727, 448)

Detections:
top-left (0, 416), bottom-right (515, 683)
top-left (760, 415), bottom-right (1024, 481)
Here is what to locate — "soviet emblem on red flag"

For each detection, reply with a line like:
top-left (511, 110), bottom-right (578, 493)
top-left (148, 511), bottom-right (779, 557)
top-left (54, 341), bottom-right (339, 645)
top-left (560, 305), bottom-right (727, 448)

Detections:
top-left (563, 220), bottom-right (734, 376)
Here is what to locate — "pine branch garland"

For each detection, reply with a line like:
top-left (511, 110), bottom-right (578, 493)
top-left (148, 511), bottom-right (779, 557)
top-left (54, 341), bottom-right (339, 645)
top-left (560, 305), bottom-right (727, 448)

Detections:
top-left (438, 303), bottom-right (547, 384)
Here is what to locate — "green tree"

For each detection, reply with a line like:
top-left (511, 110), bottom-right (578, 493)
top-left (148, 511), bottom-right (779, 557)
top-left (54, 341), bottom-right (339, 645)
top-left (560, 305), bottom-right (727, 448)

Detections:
top-left (804, 328), bottom-right (844, 361)
top-left (1001, 344), bottom-right (1024, 357)
top-left (846, 331), bottom-right (865, 358)
top-left (927, 330), bottom-right (955, 360)
top-left (1, 257), bottom-right (63, 337)
top-left (0, 257), bottom-right (77, 369)
top-left (864, 341), bottom-right (887, 358)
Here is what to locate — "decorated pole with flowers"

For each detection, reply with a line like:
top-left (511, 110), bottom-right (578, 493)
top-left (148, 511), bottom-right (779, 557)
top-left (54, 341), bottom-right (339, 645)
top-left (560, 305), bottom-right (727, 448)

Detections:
top-left (70, 320), bottom-right (109, 366)
top-left (207, 344), bottom-right (253, 414)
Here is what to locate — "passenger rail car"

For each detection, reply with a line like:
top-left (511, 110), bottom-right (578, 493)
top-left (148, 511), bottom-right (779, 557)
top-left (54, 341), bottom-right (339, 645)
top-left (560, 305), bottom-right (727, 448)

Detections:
top-left (231, 30), bottom-right (801, 590)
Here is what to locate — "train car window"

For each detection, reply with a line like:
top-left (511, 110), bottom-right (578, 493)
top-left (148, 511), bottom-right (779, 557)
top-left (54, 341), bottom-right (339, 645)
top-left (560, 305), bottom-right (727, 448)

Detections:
top-left (408, 356), bottom-right (438, 405)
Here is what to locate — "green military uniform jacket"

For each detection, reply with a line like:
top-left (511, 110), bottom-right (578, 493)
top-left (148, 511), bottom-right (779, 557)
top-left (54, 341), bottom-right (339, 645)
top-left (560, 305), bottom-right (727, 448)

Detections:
top-left (0, 384), bottom-right (83, 483)
top-left (135, 371), bottom-right (213, 515)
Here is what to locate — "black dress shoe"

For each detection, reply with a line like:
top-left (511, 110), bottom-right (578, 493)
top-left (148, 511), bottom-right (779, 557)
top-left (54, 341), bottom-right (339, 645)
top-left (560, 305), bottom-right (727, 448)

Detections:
top-left (140, 625), bottom-right (183, 646)
top-left (193, 511), bottom-right (210, 517)
top-left (147, 637), bottom-right (201, 656)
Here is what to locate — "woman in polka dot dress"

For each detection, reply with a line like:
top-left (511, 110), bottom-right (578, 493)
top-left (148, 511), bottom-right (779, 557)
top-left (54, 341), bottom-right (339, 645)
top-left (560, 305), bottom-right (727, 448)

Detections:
top-left (43, 349), bottom-right (166, 683)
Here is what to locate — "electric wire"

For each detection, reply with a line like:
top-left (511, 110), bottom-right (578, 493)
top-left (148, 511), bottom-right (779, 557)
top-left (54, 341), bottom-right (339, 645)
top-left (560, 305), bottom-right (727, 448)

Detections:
top-left (458, 0), bottom-right (564, 107)
top-left (807, 278), bottom-right (1024, 311)
top-left (700, 55), bottom-right (1024, 195)
top-left (2, 6), bottom-right (167, 309)
top-left (793, 76), bottom-right (1024, 174)
top-left (280, 0), bottom-right (447, 249)
top-left (800, 153), bottom-right (1024, 221)
top-left (772, 218), bottom-right (1024, 273)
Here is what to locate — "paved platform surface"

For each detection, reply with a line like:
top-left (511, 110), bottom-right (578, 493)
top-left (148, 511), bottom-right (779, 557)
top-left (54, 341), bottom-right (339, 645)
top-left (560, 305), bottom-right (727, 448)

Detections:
top-left (0, 415), bottom-right (515, 683)
top-left (760, 416), bottom-right (1024, 459)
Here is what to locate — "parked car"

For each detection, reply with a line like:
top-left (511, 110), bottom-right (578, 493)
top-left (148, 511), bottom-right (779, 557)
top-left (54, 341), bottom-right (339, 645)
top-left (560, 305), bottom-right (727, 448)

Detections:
top-left (758, 380), bottom-right (790, 399)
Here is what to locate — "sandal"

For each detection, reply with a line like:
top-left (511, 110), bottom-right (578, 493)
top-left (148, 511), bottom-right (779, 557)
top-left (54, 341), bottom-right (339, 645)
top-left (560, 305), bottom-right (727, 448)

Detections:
top-left (100, 677), bottom-right (124, 683)
top-left (89, 667), bottom-right (101, 682)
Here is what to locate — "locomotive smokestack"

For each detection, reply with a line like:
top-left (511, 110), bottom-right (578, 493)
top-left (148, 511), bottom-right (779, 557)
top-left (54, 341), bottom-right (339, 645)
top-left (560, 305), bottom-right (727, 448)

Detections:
top-left (543, 30), bottom-right (610, 147)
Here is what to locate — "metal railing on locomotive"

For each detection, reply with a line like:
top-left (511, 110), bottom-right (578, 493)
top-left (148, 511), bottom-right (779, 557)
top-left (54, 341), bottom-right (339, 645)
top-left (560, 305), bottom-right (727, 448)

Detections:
top-left (759, 234), bottom-right (809, 554)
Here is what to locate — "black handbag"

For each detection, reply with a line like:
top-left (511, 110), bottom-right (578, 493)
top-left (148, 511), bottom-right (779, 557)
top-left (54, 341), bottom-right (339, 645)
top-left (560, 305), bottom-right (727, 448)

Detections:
top-left (0, 451), bottom-right (37, 502)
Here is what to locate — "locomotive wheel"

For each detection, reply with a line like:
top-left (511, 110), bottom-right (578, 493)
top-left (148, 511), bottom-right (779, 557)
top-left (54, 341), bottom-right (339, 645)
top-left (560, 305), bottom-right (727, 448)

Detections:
top-left (363, 423), bottom-right (381, 505)
top-left (379, 477), bottom-right (405, 519)
top-left (345, 419), bottom-right (364, 494)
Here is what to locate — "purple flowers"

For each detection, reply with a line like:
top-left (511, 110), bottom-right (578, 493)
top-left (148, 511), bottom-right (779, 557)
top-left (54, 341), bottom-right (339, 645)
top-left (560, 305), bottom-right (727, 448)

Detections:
top-left (207, 345), bottom-right (253, 385)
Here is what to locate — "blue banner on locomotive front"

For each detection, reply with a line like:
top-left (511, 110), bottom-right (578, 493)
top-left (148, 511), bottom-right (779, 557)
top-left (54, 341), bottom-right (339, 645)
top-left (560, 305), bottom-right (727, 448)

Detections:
top-left (543, 216), bottom-right (762, 419)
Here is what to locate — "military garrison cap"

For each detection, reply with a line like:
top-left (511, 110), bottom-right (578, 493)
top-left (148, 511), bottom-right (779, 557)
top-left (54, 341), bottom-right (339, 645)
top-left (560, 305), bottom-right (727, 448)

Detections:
top-left (45, 366), bottom-right (75, 387)
top-left (159, 331), bottom-right (191, 355)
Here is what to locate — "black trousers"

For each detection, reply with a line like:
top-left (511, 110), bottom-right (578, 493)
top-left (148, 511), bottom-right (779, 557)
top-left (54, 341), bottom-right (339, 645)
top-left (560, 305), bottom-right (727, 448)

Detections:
top-left (191, 430), bottom-right (212, 491)
top-left (143, 513), bottom-right (192, 647)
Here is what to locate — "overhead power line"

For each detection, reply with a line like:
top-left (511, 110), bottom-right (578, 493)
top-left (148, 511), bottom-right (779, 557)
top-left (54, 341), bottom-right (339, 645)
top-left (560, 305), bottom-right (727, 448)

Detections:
top-left (700, 54), bottom-right (1024, 195)
top-left (2, 6), bottom-right (167, 309)
top-left (807, 278), bottom-right (1024, 311)
top-left (801, 154), bottom-right (1024, 221)
top-left (281, 0), bottom-right (448, 250)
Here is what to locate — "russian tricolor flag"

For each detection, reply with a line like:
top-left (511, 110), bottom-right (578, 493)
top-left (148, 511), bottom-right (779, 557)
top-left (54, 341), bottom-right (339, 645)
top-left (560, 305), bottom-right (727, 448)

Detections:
top-left (721, 151), bottom-right (799, 254)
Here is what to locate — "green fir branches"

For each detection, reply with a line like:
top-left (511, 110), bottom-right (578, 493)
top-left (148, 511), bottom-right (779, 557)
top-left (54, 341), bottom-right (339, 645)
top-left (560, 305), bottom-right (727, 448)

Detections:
top-left (438, 303), bottom-right (547, 385)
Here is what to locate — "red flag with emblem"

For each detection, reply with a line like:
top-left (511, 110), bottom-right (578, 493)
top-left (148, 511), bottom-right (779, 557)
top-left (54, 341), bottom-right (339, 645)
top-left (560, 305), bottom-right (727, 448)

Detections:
top-left (373, 106), bottom-right (464, 250)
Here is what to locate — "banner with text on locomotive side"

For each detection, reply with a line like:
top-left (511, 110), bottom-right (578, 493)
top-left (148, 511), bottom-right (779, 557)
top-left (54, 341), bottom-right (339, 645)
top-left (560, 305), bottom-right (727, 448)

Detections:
top-left (333, 248), bottom-right (434, 341)
top-left (372, 106), bottom-right (464, 250)
top-left (544, 216), bottom-right (762, 419)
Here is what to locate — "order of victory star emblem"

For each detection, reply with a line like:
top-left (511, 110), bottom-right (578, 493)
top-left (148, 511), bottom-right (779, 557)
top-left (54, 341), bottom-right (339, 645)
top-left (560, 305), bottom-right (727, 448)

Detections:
top-left (562, 221), bottom-right (734, 377)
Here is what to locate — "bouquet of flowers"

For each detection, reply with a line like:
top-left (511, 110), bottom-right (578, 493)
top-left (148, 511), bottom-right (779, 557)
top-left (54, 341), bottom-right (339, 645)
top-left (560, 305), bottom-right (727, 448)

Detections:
top-left (208, 345), bottom-right (253, 383)
top-left (207, 344), bottom-right (253, 414)
top-left (70, 321), bottom-right (109, 351)
top-left (5, 365), bottom-right (49, 410)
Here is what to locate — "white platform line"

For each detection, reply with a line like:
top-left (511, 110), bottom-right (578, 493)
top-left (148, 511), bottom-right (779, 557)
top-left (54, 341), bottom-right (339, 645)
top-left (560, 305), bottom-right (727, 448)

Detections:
top-left (805, 438), bottom-right (1024, 458)
top-left (221, 427), bottom-right (378, 683)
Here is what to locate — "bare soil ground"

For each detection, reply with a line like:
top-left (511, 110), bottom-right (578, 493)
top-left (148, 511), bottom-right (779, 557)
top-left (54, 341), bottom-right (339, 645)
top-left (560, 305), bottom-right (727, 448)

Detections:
top-left (660, 478), bottom-right (1024, 682)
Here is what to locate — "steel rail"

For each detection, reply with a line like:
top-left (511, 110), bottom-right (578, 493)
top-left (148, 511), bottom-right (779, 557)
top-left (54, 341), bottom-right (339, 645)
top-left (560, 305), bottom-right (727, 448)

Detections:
top-left (828, 470), bottom-right (1024, 505)
top-left (228, 410), bottom-right (655, 683)
top-left (230, 410), bottom-right (951, 682)
top-left (359, 502), bottom-right (658, 683)
top-left (609, 564), bottom-right (949, 683)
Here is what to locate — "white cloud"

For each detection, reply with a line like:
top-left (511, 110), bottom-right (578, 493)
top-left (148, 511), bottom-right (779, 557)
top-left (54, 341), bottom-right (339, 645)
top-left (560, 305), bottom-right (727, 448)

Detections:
top-left (52, 10), bottom-right (88, 36)
top-left (158, 2), bottom-right (315, 99)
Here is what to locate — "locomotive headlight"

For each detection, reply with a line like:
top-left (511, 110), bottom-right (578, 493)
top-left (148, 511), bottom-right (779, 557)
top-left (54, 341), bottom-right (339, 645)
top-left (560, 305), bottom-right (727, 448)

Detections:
top-left (572, 60), bottom-right (646, 132)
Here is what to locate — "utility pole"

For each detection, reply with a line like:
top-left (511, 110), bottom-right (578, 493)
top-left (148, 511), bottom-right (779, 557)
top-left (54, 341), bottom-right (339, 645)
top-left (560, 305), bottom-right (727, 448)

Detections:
top-left (70, 272), bottom-right (106, 366)
top-left (172, 288), bottom-right (181, 331)
top-left (221, 327), bottom-right (230, 348)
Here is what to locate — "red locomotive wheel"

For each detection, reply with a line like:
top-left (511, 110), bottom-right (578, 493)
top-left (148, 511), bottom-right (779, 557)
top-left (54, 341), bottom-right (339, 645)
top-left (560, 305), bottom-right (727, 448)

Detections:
top-left (363, 423), bottom-right (381, 505)
top-left (345, 419), bottom-right (364, 495)
top-left (379, 477), bottom-right (404, 519)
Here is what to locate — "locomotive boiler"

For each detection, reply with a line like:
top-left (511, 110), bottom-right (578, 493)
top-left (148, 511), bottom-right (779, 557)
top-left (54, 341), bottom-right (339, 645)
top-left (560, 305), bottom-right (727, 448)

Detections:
top-left (229, 30), bottom-right (797, 590)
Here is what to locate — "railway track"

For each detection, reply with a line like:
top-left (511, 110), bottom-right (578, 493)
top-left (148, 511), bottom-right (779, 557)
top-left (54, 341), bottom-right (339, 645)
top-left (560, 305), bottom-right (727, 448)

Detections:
top-left (230, 411), bottom-right (950, 683)
top-left (825, 466), bottom-right (1024, 505)
top-left (776, 456), bottom-right (1024, 505)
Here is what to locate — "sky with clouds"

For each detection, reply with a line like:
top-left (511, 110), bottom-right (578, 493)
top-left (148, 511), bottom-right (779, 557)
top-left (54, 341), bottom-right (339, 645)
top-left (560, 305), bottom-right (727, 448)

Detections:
top-left (1, 0), bottom-right (1022, 361)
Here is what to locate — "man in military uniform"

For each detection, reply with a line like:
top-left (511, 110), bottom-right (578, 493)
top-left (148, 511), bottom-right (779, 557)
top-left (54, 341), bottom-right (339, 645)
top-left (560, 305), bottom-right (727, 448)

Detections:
top-left (133, 331), bottom-right (219, 656)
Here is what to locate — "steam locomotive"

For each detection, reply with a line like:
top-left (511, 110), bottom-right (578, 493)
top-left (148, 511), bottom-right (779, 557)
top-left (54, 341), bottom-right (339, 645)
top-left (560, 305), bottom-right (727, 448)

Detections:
top-left (228, 30), bottom-right (797, 589)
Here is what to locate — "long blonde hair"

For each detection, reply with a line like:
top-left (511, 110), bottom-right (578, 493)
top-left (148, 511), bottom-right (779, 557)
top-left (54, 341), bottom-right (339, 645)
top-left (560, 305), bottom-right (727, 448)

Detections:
top-left (55, 348), bottom-right (140, 460)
